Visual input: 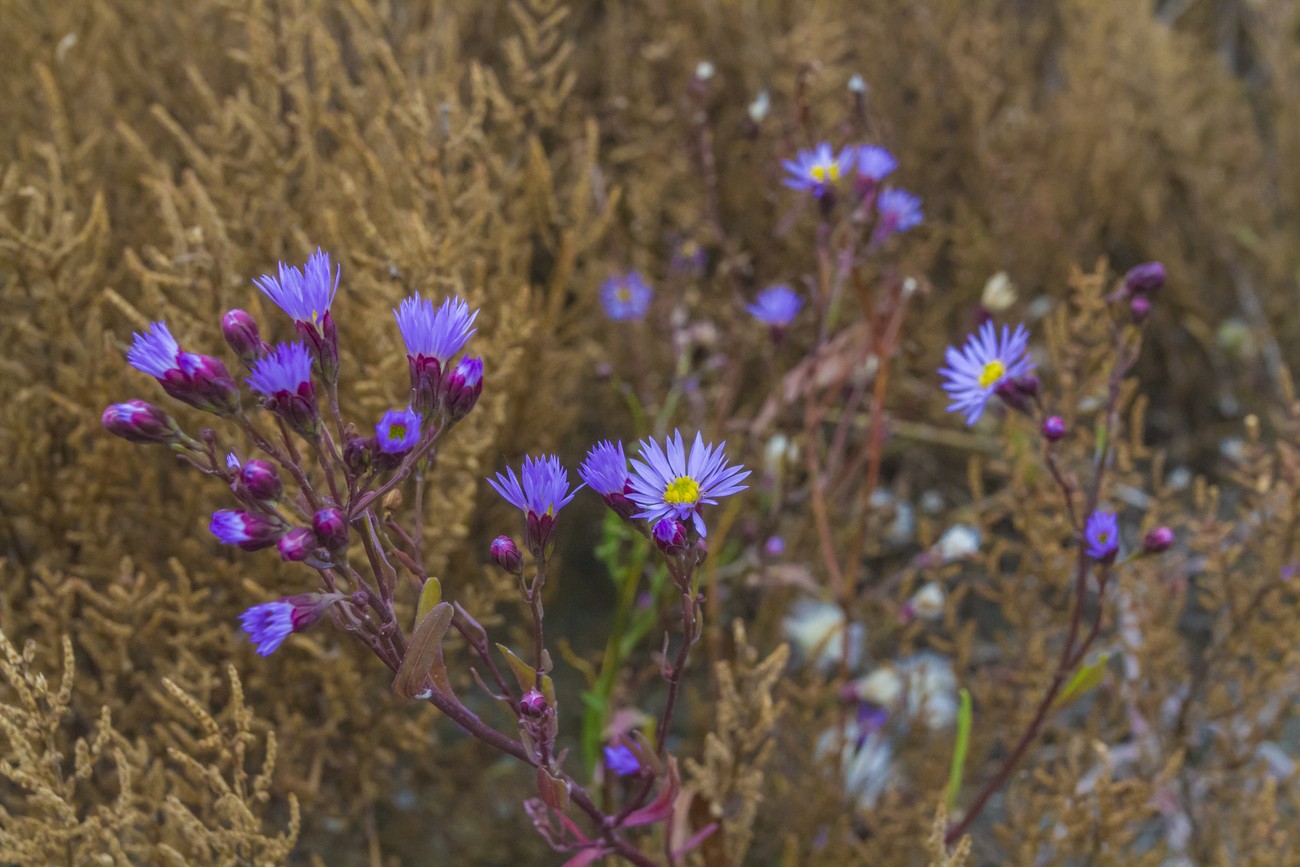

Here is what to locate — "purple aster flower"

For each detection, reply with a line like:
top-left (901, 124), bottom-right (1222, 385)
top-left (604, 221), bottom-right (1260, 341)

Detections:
top-left (628, 430), bottom-right (750, 538)
top-left (604, 744), bottom-right (641, 777)
top-left (126, 321), bottom-right (239, 414)
top-left (747, 285), bottom-right (803, 328)
top-left (874, 188), bottom-right (924, 239)
top-left (580, 440), bottom-right (638, 521)
top-left (394, 295), bottom-right (478, 418)
top-left (854, 145), bottom-right (898, 183)
top-left (210, 509), bottom-right (284, 551)
top-left (599, 272), bottom-right (653, 321)
top-left (782, 143), bottom-right (854, 197)
top-left (247, 342), bottom-right (318, 435)
top-left (254, 249), bottom-right (339, 326)
top-left (126, 321), bottom-right (183, 379)
top-left (375, 406), bottom-right (422, 455)
top-left (938, 321), bottom-right (1035, 425)
top-left (488, 455), bottom-right (579, 556)
top-left (239, 593), bottom-right (338, 657)
top-left (1085, 511), bottom-right (1120, 561)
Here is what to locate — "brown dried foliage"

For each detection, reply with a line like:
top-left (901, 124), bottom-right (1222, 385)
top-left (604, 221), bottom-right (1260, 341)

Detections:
top-left (2, 0), bottom-right (1299, 864)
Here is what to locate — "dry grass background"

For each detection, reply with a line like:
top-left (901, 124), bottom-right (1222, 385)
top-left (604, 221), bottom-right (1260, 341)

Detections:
top-left (1, 0), bottom-right (1298, 864)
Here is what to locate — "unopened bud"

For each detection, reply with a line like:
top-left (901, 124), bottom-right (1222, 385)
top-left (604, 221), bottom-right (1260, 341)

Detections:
top-left (313, 508), bottom-right (348, 549)
top-left (1131, 295), bottom-right (1151, 324)
top-left (764, 536), bottom-right (785, 558)
top-left (343, 436), bottom-right (375, 475)
top-left (1042, 415), bottom-right (1067, 442)
top-left (102, 400), bottom-right (181, 445)
top-left (652, 518), bottom-right (688, 557)
top-left (1124, 261), bottom-right (1166, 297)
top-left (221, 309), bottom-right (265, 365)
top-left (491, 536), bottom-right (523, 575)
top-left (519, 689), bottom-right (548, 717)
top-left (238, 459), bottom-right (282, 502)
top-left (1142, 526), bottom-right (1174, 553)
top-left (443, 356), bottom-right (483, 420)
top-left (278, 527), bottom-right (316, 562)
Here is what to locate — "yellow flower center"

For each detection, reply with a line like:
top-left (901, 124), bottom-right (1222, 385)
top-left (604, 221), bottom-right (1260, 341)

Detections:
top-left (977, 359), bottom-right (1006, 389)
top-left (616, 286), bottom-right (631, 303)
top-left (810, 163), bottom-right (840, 183)
top-left (388, 424), bottom-right (407, 441)
top-left (663, 476), bottom-right (701, 506)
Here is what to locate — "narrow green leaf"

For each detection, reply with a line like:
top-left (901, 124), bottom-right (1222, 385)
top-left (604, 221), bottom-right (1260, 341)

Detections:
top-left (414, 576), bottom-right (442, 627)
top-left (944, 688), bottom-right (973, 810)
top-left (1056, 652), bottom-right (1111, 709)
top-left (495, 643), bottom-right (556, 706)
top-left (393, 601), bottom-right (454, 700)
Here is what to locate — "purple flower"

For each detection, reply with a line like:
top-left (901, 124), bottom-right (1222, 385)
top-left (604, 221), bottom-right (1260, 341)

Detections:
top-left (375, 407), bottom-right (422, 454)
top-left (240, 601), bottom-right (295, 656)
top-left (395, 295), bottom-right (478, 418)
top-left (747, 285), bottom-right (803, 327)
top-left (126, 321), bottom-right (183, 378)
top-left (875, 188), bottom-right (924, 238)
top-left (394, 295), bottom-right (478, 364)
top-left (599, 272), bottom-right (653, 321)
top-left (782, 143), bottom-right (854, 197)
top-left (854, 145), bottom-right (898, 183)
top-left (1142, 526), bottom-right (1174, 553)
top-left (237, 459), bottom-right (282, 502)
top-left (652, 517), bottom-right (688, 556)
top-left (490, 536), bottom-right (523, 574)
top-left (247, 342), bottom-right (314, 398)
top-left (247, 342), bottom-right (318, 434)
top-left (313, 508), bottom-right (349, 549)
top-left (210, 510), bottom-right (283, 551)
top-left (1085, 511), bottom-right (1120, 561)
top-left (221, 308), bottom-right (265, 365)
top-left (239, 593), bottom-right (336, 657)
top-left (938, 321), bottom-right (1035, 425)
top-left (579, 440), bottom-right (631, 497)
top-left (253, 249), bottom-right (339, 325)
top-left (628, 430), bottom-right (750, 537)
top-left (604, 744), bottom-right (641, 777)
top-left (488, 455), bottom-right (579, 556)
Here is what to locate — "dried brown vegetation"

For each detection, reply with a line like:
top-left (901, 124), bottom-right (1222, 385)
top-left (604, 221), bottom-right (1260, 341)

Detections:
top-left (2, 0), bottom-right (1298, 864)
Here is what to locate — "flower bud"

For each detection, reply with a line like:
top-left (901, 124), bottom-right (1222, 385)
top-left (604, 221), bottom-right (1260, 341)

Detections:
top-left (238, 459), bottom-right (282, 502)
top-left (1124, 261), bottom-right (1166, 297)
top-left (343, 436), bottom-right (375, 475)
top-left (652, 518), bottom-right (688, 558)
top-left (1042, 415), bottom-right (1067, 442)
top-left (1142, 526), bottom-right (1174, 553)
top-left (221, 309), bottom-right (265, 366)
top-left (1131, 295), bottom-right (1151, 324)
top-left (313, 508), bottom-right (348, 550)
top-left (277, 527), bottom-right (316, 562)
top-left (764, 536), bottom-right (785, 558)
top-left (903, 582), bottom-right (945, 622)
top-left (519, 689), bottom-right (548, 717)
top-left (102, 400), bottom-right (181, 445)
top-left (491, 536), bottom-right (523, 575)
top-left (174, 353), bottom-right (241, 415)
top-left (443, 356), bottom-right (483, 420)
top-left (210, 509), bottom-right (283, 551)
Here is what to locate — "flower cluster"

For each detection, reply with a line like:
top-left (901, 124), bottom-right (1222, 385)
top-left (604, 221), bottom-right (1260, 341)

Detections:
top-left (782, 141), bottom-right (923, 237)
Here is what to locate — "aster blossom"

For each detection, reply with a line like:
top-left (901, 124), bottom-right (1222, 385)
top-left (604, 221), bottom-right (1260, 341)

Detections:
top-left (394, 295), bottom-right (478, 418)
top-left (874, 188), bottom-right (924, 239)
top-left (938, 321), bottom-right (1035, 425)
top-left (239, 593), bottom-right (339, 657)
top-left (247, 342), bottom-right (318, 435)
top-left (628, 430), bottom-right (750, 537)
top-left (101, 400), bottom-right (181, 445)
top-left (1085, 511), bottom-right (1120, 561)
top-left (783, 143), bottom-right (853, 197)
top-left (580, 440), bottom-right (638, 521)
top-left (254, 249), bottom-right (339, 326)
top-left (375, 406), bottom-right (422, 455)
top-left (854, 145), bottom-right (898, 184)
top-left (126, 321), bottom-right (239, 414)
top-left (210, 509), bottom-right (284, 551)
top-left (747, 285), bottom-right (803, 327)
top-left (599, 272), bottom-right (653, 321)
top-left (488, 455), bottom-right (579, 556)
top-left (604, 744), bottom-right (641, 777)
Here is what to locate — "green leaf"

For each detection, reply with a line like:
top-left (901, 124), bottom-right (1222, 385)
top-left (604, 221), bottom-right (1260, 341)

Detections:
top-left (1056, 653), bottom-right (1111, 709)
top-left (393, 602), bottom-right (454, 700)
top-left (944, 688), bottom-right (973, 810)
top-left (414, 576), bottom-right (442, 627)
top-left (495, 643), bottom-right (556, 707)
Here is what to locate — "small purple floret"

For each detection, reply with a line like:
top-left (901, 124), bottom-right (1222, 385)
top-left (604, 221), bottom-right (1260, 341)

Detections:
top-left (1085, 511), bottom-right (1120, 561)
top-left (604, 744), bottom-right (641, 777)
top-left (375, 407), bottom-right (422, 455)
top-left (747, 285), bottom-right (803, 327)
top-left (599, 272), bottom-right (653, 321)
